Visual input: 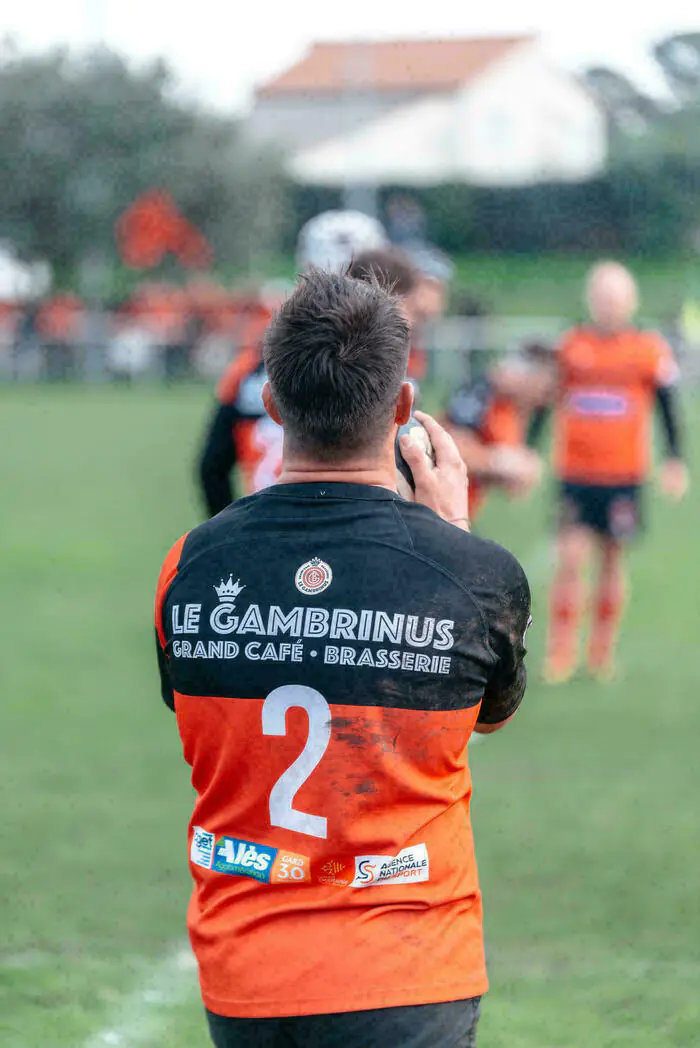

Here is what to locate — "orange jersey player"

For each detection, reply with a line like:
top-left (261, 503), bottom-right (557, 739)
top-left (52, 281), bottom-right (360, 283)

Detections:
top-left (198, 345), bottom-right (283, 516)
top-left (156, 269), bottom-right (531, 1048)
top-left (532, 261), bottom-right (687, 683)
top-left (198, 212), bottom-right (396, 518)
top-left (444, 347), bottom-right (551, 523)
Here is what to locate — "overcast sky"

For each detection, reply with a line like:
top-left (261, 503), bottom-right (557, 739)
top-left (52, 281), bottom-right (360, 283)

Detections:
top-left (2, 1), bottom-right (699, 111)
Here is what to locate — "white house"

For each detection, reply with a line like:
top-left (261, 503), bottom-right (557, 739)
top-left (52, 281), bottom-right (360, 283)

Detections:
top-left (249, 37), bottom-right (607, 187)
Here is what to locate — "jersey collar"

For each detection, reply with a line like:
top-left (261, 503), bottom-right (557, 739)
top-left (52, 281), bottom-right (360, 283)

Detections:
top-left (262, 482), bottom-right (400, 502)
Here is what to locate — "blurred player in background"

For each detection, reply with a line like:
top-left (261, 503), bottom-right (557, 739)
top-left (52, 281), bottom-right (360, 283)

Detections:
top-left (403, 245), bottom-right (454, 387)
top-left (196, 293), bottom-right (278, 514)
top-left (347, 245), bottom-right (444, 401)
top-left (197, 211), bottom-right (387, 517)
top-left (444, 343), bottom-right (553, 524)
top-left (532, 261), bottom-right (687, 683)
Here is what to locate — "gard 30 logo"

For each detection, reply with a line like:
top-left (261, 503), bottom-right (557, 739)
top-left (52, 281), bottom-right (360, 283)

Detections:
top-left (190, 827), bottom-right (310, 885)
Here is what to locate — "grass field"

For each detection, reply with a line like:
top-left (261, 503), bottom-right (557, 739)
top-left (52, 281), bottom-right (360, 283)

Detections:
top-left (450, 254), bottom-right (700, 321)
top-left (1, 382), bottom-right (699, 1048)
top-left (258, 252), bottom-right (700, 319)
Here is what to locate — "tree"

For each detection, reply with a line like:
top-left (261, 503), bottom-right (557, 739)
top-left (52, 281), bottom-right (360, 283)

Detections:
top-left (653, 33), bottom-right (700, 103)
top-left (0, 47), bottom-right (289, 283)
top-left (583, 66), bottom-right (659, 134)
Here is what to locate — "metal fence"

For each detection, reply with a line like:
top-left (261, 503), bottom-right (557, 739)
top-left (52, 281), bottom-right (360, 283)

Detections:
top-left (1, 310), bottom-right (695, 388)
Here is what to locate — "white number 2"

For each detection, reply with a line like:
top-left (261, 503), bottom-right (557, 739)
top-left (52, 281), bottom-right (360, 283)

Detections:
top-left (262, 685), bottom-right (331, 839)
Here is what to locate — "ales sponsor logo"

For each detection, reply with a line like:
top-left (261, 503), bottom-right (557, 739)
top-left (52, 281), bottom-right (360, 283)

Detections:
top-left (190, 828), bottom-right (310, 885)
top-left (351, 844), bottom-right (429, 887)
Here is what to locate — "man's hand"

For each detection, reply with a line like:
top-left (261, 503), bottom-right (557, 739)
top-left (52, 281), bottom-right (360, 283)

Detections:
top-left (659, 458), bottom-right (689, 501)
top-left (490, 446), bottom-right (543, 497)
top-left (400, 411), bottom-right (469, 529)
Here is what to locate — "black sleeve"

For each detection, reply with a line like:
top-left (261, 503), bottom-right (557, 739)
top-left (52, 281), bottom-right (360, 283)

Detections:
top-left (198, 402), bottom-right (238, 518)
top-left (655, 385), bottom-right (683, 459)
top-left (155, 628), bottom-right (175, 711)
top-left (447, 380), bottom-right (491, 432)
top-left (469, 545), bottom-right (532, 724)
top-left (527, 405), bottom-right (550, 448)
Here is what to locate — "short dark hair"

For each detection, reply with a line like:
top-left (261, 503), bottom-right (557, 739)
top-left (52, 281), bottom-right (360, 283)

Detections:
top-left (264, 267), bottom-right (410, 460)
top-left (347, 248), bottom-right (418, 298)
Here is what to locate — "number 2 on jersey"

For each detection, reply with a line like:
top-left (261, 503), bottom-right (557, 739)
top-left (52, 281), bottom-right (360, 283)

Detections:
top-left (262, 685), bottom-right (331, 839)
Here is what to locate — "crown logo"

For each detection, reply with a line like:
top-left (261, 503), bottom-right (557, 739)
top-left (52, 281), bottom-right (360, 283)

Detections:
top-left (214, 575), bottom-right (245, 600)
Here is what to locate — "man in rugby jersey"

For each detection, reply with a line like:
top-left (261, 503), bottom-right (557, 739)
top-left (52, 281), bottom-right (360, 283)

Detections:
top-left (533, 261), bottom-right (687, 682)
top-left (156, 268), bottom-right (531, 1047)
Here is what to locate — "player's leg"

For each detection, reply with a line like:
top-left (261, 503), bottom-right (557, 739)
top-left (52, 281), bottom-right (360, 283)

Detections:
top-left (543, 523), bottom-right (591, 684)
top-left (205, 1010), bottom-right (295, 1047)
top-left (587, 486), bottom-right (640, 680)
top-left (587, 537), bottom-right (626, 681)
top-left (293, 996), bottom-right (482, 1048)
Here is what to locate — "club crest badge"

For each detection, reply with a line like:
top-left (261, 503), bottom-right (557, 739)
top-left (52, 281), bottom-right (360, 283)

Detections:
top-left (295, 558), bottom-right (332, 596)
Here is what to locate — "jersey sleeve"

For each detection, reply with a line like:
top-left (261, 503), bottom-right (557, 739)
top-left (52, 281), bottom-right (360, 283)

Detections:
top-left (216, 348), bottom-right (260, 405)
top-left (468, 542), bottom-right (532, 724)
top-left (154, 533), bottom-right (189, 710)
top-left (446, 380), bottom-right (491, 432)
top-left (198, 402), bottom-right (239, 517)
top-left (199, 349), bottom-right (262, 518)
top-left (648, 332), bottom-right (680, 389)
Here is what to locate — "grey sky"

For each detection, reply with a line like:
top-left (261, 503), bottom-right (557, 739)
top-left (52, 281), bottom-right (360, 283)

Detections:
top-left (2, 1), bottom-right (699, 111)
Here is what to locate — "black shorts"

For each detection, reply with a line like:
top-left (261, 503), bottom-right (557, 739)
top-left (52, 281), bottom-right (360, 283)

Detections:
top-left (206, 996), bottom-right (481, 1048)
top-left (559, 482), bottom-right (643, 540)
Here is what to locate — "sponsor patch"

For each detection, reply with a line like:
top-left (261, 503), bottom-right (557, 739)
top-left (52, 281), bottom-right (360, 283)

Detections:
top-left (567, 391), bottom-right (629, 417)
top-left (191, 831), bottom-right (310, 885)
top-left (270, 850), bottom-right (311, 884)
top-left (316, 859), bottom-right (353, 888)
top-left (212, 837), bottom-right (278, 881)
top-left (351, 844), bottom-right (429, 888)
top-left (295, 558), bottom-right (333, 596)
top-left (190, 827), bottom-right (215, 869)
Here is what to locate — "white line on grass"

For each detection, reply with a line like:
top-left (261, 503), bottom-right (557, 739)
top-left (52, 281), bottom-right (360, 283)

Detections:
top-left (83, 944), bottom-right (198, 1048)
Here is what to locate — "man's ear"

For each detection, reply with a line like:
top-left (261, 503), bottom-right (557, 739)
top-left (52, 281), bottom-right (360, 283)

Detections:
top-left (395, 381), bottom-right (414, 426)
top-left (262, 381), bottom-right (282, 425)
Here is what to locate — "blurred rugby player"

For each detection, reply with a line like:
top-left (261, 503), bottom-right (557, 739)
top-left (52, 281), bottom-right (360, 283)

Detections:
top-left (347, 245), bottom-right (435, 400)
top-left (444, 344), bottom-right (553, 523)
top-left (533, 261), bottom-right (687, 682)
top-left (197, 212), bottom-right (388, 517)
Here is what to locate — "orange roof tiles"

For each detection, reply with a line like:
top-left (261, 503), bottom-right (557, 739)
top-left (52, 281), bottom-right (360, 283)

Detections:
top-left (256, 37), bottom-right (532, 97)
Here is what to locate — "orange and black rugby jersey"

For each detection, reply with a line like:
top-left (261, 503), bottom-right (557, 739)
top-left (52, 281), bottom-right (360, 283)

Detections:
top-left (553, 326), bottom-right (679, 485)
top-left (446, 378), bottom-right (524, 519)
top-left (155, 483), bottom-right (530, 1019)
top-left (198, 349), bottom-right (283, 517)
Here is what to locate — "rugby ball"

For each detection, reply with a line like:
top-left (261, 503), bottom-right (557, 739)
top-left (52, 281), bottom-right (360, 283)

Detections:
top-left (395, 418), bottom-right (436, 498)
